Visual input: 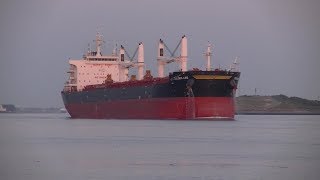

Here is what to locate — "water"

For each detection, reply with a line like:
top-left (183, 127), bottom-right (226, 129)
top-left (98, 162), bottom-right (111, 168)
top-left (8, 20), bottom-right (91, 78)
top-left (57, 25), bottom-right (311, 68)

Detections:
top-left (0, 113), bottom-right (319, 180)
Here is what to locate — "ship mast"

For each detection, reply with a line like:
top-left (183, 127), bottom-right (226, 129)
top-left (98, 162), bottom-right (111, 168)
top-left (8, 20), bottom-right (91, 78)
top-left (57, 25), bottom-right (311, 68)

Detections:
top-left (205, 43), bottom-right (212, 71)
top-left (95, 32), bottom-right (103, 57)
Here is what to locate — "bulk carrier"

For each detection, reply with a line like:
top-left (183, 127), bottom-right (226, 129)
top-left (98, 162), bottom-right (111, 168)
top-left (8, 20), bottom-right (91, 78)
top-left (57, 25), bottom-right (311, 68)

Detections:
top-left (61, 33), bottom-right (240, 120)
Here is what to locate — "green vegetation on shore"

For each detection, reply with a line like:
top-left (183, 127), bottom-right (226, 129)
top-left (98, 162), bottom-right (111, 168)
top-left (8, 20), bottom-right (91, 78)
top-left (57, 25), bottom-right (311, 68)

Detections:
top-left (236, 94), bottom-right (320, 114)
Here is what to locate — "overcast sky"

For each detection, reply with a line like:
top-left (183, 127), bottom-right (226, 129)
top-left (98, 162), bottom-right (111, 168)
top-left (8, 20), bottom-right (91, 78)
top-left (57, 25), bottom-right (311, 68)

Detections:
top-left (0, 0), bottom-right (320, 107)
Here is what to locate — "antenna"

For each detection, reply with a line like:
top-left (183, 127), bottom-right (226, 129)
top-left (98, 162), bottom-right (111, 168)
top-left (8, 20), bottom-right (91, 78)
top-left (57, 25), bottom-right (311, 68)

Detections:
top-left (87, 43), bottom-right (91, 52)
top-left (93, 32), bottom-right (105, 57)
top-left (113, 43), bottom-right (118, 56)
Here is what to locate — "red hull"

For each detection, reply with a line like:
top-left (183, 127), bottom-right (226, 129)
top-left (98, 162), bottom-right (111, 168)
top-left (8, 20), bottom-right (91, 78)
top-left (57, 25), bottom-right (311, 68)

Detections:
top-left (65, 97), bottom-right (235, 120)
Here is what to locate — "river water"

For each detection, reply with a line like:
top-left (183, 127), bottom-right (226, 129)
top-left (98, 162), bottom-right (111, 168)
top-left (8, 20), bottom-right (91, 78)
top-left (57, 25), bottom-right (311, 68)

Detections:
top-left (0, 113), bottom-right (319, 180)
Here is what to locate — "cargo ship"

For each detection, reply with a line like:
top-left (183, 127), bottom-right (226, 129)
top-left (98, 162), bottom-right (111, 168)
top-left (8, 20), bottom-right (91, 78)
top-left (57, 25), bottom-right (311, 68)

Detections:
top-left (61, 33), bottom-right (240, 120)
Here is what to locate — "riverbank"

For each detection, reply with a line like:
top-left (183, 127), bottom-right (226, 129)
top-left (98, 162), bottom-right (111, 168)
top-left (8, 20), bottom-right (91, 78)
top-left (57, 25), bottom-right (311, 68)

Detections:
top-left (236, 94), bottom-right (320, 115)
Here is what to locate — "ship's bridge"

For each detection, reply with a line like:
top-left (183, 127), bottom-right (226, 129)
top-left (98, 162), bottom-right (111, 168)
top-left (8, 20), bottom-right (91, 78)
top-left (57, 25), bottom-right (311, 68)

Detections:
top-left (85, 55), bottom-right (118, 61)
top-left (64, 32), bottom-right (145, 92)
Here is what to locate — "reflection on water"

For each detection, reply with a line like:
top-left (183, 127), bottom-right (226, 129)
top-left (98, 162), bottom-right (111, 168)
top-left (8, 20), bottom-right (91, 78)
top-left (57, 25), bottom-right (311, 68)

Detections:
top-left (0, 113), bottom-right (320, 180)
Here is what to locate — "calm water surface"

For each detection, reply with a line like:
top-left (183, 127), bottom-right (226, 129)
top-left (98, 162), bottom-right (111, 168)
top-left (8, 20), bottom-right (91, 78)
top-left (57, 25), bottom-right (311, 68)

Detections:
top-left (0, 113), bottom-right (319, 180)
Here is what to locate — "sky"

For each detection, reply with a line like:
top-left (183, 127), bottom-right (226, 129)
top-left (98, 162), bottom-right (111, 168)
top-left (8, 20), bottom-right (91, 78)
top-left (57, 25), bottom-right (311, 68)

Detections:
top-left (0, 0), bottom-right (320, 108)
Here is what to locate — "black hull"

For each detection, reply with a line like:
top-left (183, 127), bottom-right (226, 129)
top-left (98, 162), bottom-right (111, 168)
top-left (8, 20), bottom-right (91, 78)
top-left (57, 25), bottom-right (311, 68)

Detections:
top-left (62, 70), bottom-right (240, 105)
top-left (61, 70), bottom-right (240, 119)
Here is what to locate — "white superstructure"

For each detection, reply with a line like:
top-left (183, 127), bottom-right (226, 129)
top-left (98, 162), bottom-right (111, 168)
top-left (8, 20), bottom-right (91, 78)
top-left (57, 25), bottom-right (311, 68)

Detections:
top-left (64, 33), bottom-right (144, 91)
